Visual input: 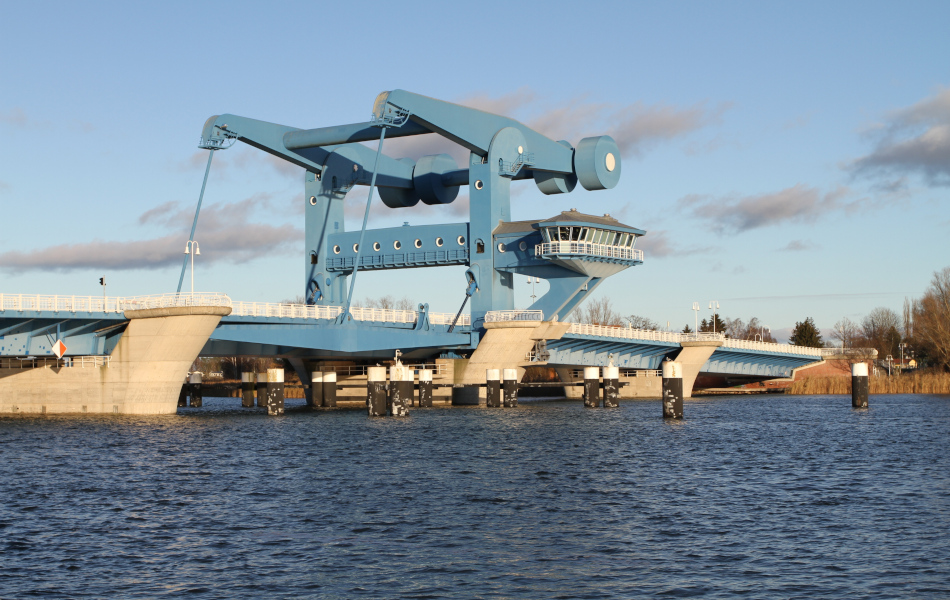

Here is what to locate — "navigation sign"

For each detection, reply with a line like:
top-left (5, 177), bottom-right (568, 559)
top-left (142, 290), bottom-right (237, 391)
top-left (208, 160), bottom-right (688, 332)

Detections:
top-left (52, 339), bottom-right (67, 359)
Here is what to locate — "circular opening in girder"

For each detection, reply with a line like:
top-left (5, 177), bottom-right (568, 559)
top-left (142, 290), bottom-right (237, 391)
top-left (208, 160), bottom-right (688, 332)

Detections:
top-left (457, 235), bottom-right (466, 246)
top-left (517, 145), bottom-right (523, 154)
top-left (333, 245), bottom-right (341, 254)
top-left (393, 240), bottom-right (402, 250)
top-left (497, 243), bottom-right (506, 253)
top-left (309, 196), bottom-right (317, 206)
top-left (519, 241), bottom-right (527, 251)
top-left (474, 180), bottom-right (484, 190)
top-left (414, 239), bottom-right (422, 248)
top-left (605, 152), bottom-right (616, 172)
top-left (352, 243), bottom-right (359, 253)
top-left (435, 237), bottom-right (444, 247)
top-left (373, 242), bottom-right (380, 252)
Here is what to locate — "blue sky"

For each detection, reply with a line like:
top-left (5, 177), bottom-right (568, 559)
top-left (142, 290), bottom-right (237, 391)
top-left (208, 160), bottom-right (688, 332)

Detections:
top-left (1, 1), bottom-right (948, 342)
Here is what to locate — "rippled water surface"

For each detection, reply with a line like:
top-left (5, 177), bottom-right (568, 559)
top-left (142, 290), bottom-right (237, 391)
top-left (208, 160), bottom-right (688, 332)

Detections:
top-left (2, 394), bottom-right (949, 598)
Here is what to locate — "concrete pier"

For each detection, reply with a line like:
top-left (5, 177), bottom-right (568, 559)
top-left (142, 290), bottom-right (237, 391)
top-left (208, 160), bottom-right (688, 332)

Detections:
top-left (852, 362), bottom-right (869, 409)
top-left (602, 365), bottom-right (619, 408)
top-left (323, 372), bottom-right (337, 407)
top-left (389, 362), bottom-right (411, 417)
top-left (241, 372), bottom-right (255, 407)
top-left (418, 369), bottom-right (433, 407)
top-left (256, 373), bottom-right (267, 407)
top-left (662, 360), bottom-right (684, 419)
top-left (367, 367), bottom-right (387, 417)
top-left (583, 366), bottom-right (600, 408)
top-left (188, 372), bottom-right (203, 407)
top-left (503, 368), bottom-right (518, 408)
top-left (311, 371), bottom-right (324, 407)
top-left (486, 369), bottom-right (501, 408)
top-left (266, 368), bottom-right (284, 415)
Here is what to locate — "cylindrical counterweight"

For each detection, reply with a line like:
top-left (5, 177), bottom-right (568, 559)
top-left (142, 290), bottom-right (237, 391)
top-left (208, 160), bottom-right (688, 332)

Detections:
top-left (241, 372), bottom-right (255, 408)
top-left (367, 366), bottom-right (387, 417)
top-left (418, 369), bottom-right (433, 407)
top-left (602, 365), bottom-right (619, 408)
top-left (486, 369), bottom-right (501, 408)
top-left (266, 368), bottom-right (284, 416)
top-left (503, 368), bottom-right (519, 408)
top-left (662, 361), bottom-right (684, 419)
top-left (583, 366), bottom-right (600, 408)
top-left (852, 362), bottom-right (869, 409)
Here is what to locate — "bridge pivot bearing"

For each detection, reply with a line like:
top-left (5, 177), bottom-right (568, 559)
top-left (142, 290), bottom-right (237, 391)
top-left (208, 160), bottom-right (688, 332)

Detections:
top-left (379, 158), bottom-right (420, 208)
top-left (414, 154), bottom-right (459, 205)
top-left (574, 135), bottom-right (621, 191)
top-left (534, 140), bottom-right (578, 195)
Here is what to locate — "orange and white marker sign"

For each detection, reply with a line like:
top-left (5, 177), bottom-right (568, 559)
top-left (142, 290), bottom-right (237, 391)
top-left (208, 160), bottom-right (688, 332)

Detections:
top-left (52, 339), bottom-right (67, 359)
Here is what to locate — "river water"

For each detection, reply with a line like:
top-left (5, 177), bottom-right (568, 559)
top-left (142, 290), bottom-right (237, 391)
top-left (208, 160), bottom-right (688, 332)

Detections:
top-left (1, 394), bottom-right (948, 599)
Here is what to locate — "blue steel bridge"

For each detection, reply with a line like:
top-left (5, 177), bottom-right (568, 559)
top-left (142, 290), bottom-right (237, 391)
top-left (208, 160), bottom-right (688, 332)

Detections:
top-left (0, 293), bottom-right (823, 381)
top-left (1, 90), bottom-right (826, 390)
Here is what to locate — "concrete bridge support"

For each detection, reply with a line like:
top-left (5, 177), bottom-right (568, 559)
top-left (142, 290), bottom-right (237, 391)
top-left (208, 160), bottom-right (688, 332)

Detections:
top-left (674, 340), bottom-right (724, 398)
top-left (0, 306), bottom-right (230, 415)
top-left (451, 319), bottom-right (571, 405)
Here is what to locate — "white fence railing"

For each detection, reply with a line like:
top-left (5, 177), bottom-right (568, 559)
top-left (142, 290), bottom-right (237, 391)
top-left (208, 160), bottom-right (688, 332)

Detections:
top-left (566, 323), bottom-right (824, 357)
top-left (485, 310), bottom-right (544, 323)
top-left (228, 301), bottom-right (470, 327)
top-left (0, 293), bottom-right (232, 313)
top-left (0, 356), bottom-right (111, 369)
top-left (721, 338), bottom-right (823, 357)
top-left (535, 242), bottom-right (643, 261)
top-left (322, 363), bottom-right (449, 377)
top-left (819, 347), bottom-right (879, 358)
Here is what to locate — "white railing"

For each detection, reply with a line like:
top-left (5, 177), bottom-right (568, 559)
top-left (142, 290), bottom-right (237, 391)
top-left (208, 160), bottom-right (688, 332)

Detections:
top-left (535, 242), bottom-right (643, 261)
top-left (721, 338), bottom-right (823, 357)
top-left (485, 310), bottom-right (544, 323)
top-left (819, 347), bottom-right (879, 358)
top-left (228, 301), bottom-right (470, 327)
top-left (0, 293), bottom-right (231, 313)
top-left (568, 323), bottom-right (696, 343)
top-left (566, 323), bottom-right (824, 356)
top-left (119, 293), bottom-right (232, 310)
top-left (0, 356), bottom-right (111, 369)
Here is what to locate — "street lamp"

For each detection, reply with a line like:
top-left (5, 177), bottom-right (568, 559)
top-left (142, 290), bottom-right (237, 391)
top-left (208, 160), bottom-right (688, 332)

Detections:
top-left (899, 342), bottom-right (907, 370)
top-left (184, 240), bottom-right (201, 296)
top-left (886, 354), bottom-right (893, 376)
top-left (692, 302), bottom-right (700, 333)
top-left (709, 300), bottom-right (720, 334)
top-left (528, 277), bottom-right (540, 303)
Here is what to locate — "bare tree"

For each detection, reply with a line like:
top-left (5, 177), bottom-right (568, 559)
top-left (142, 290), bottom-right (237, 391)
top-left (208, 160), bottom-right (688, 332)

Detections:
top-left (724, 316), bottom-right (776, 341)
top-left (571, 297), bottom-right (623, 326)
top-left (915, 266), bottom-right (950, 370)
top-left (624, 315), bottom-right (659, 330)
top-left (358, 295), bottom-right (415, 311)
top-left (862, 307), bottom-right (902, 357)
top-left (831, 317), bottom-right (861, 349)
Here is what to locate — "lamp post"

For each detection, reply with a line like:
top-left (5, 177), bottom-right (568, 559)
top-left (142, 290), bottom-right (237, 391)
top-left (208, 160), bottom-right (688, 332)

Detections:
top-left (886, 354), bottom-right (893, 376)
top-left (692, 302), bottom-right (700, 333)
top-left (528, 277), bottom-right (539, 303)
top-left (709, 300), bottom-right (720, 334)
top-left (899, 342), bottom-right (907, 371)
top-left (184, 240), bottom-right (200, 296)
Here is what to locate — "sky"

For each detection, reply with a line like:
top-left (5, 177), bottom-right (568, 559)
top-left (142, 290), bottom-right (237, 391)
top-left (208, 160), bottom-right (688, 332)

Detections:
top-left (1, 1), bottom-right (948, 343)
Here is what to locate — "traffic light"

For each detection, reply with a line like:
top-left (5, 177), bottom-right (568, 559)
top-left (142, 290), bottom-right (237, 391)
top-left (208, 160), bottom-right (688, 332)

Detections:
top-left (99, 277), bottom-right (105, 286)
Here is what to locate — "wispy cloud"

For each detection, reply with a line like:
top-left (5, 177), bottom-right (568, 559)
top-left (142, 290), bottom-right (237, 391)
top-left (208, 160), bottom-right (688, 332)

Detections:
top-left (635, 229), bottom-right (712, 259)
top-left (851, 87), bottom-right (950, 187)
top-left (677, 184), bottom-right (855, 234)
top-left (0, 180), bottom-right (10, 193)
top-left (0, 195), bottom-right (302, 273)
top-left (779, 239), bottom-right (815, 252)
top-left (0, 108), bottom-right (29, 127)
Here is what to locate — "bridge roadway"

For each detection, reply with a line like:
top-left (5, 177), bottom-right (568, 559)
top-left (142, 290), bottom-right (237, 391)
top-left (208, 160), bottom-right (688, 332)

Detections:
top-left (0, 293), bottom-right (823, 378)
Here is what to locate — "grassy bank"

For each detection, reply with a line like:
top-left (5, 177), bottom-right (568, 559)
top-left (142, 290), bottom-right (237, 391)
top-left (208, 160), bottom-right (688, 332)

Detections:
top-left (789, 371), bottom-right (950, 395)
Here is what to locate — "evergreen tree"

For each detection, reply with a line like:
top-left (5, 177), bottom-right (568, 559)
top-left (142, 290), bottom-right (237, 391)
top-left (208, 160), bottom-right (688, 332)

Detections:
top-left (699, 314), bottom-right (727, 334)
top-left (682, 324), bottom-right (693, 334)
top-left (790, 317), bottom-right (824, 347)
